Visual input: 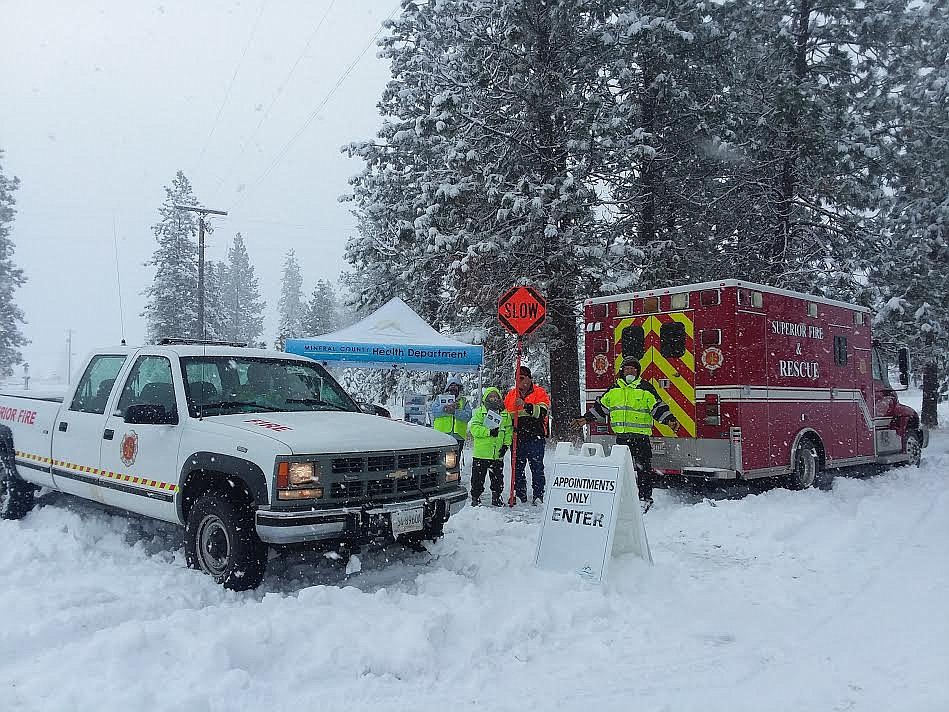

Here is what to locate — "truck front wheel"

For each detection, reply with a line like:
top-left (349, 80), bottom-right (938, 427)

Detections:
top-left (185, 493), bottom-right (267, 591)
top-left (905, 432), bottom-right (922, 468)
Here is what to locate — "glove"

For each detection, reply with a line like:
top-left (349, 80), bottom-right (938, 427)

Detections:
top-left (573, 417), bottom-right (589, 427)
top-left (489, 428), bottom-right (499, 437)
top-left (498, 445), bottom-right (508, 458)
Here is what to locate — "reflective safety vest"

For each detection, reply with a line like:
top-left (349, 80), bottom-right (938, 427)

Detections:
top-left (598, 378), bottom-right (657, 435)
top-left (433, 395), bottom-right (471, 440)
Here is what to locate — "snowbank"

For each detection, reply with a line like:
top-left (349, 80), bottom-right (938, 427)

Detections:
top-left (2, 425), bottom-right (948, 711)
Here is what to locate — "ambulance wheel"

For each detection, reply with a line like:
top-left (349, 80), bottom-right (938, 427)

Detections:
top-left (185, 493), bottom-right (267, 591)
top-left (788, 439), bottom-right (820, 490)
top-left (906, 433), bottom-right (922, 468)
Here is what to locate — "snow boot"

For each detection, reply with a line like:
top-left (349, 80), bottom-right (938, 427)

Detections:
top-left (491, 493), bottom-right (503, 507)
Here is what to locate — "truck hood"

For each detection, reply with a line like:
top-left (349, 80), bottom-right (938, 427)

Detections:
top-left (203, 411), bottom-right (457, 454)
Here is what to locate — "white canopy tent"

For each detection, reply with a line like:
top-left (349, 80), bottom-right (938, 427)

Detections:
top-left (284, 298), bottom-right (485, 417)
top-left (284, 297), bottom-right (483, 372)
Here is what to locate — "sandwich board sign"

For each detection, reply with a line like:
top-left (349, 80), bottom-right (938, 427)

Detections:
top-left (535, 442), bottom-right (652, 582)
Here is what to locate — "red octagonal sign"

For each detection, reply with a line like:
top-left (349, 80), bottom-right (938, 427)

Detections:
top-left (498, 285), bottom-right (546, 336)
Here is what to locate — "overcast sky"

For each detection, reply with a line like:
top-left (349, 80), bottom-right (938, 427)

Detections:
top-left (1, 0), bottom-right (394, 379)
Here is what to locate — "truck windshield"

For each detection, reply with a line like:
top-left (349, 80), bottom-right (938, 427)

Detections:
top-left (180, 356), bottom-right (360, 418)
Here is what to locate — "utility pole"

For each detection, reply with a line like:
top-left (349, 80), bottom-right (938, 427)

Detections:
top-left (172, 204), bottom-right (228, 339)
top-left (66, 329), bottom-right (73, 384)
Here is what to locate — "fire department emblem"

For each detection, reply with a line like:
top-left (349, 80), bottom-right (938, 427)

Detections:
top-left (120, 431), bottom-right (139, 467)
top-left (701, 347), bottom-right (724, 371)
top-left (592, 353), bottom-right (610, 376)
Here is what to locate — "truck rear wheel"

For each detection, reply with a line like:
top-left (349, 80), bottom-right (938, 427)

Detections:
top-left (185, 493), bottom-right (267, 591)
top-left (787, 440), bottom-right (820, 490)
top-left (0, 452), bottom-right (34, 520)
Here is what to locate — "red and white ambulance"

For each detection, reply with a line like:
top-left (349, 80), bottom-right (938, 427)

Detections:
top-left (582, 280), bottom-right (928, 488)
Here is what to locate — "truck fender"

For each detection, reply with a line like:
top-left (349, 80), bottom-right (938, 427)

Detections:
top-left (177, 452), bottom-right (269, 525)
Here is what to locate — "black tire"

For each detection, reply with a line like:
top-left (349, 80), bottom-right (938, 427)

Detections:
top-left (905, 432), bottom-right (922, 468)
top-left (0, 450), bottom-right (35, 520)
top-left (185, 493), bottom-right (267, 591)
top-left (787, 439), bottom-right (820, 490)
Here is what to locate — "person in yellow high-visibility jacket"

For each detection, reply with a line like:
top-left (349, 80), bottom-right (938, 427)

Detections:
top-left (575, 358), bottom-right (678, 507)
top-left (431, 375), bottom-right (471, 462)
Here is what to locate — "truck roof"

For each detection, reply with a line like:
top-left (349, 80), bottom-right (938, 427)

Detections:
top-left (90, 344), bottom-right (315, 362)
top-left (585, 279), bottom-right (870, 313)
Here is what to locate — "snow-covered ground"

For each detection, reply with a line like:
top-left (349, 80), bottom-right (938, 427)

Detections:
top-left (2, 399), bottom-right (947, 712)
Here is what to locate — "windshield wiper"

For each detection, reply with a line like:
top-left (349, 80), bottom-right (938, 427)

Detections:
top-left (196, 400), bottom-right (283, 413)
top-left (285, 398), bottom-right (353, 412)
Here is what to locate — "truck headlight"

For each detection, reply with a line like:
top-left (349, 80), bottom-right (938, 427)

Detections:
top-left (276, 460), bottom-right (323, 499)
top-left (444, 449), bottom-right (458, 471)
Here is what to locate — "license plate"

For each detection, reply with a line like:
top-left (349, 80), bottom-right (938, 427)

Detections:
top-left (391, 507), bottom-right (424, 537)
top-left (651, 440), bottom-right (665, 455)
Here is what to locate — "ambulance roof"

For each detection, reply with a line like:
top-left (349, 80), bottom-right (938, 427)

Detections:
top-left (585, 279), bottom-right (870, 313)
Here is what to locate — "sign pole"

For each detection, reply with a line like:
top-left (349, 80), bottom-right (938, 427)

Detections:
top-left (509, 338), bottom-right (522, 507)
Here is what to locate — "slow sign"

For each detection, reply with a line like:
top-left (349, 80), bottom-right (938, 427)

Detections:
top-left (498, 286), bottom-right (546, 336)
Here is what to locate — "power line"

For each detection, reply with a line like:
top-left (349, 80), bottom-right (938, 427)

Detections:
top-left (228, 4), bottom-right (400, 215)
top-left (212, 0), bottom-right (337, 203)
top-left (197, 0), bottom-right (269, 165)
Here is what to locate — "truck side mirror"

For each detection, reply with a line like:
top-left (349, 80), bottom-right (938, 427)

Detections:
top-left (124, 403), bottom-right (178, 425)
top-left (897, 347), bottom-right (911, 387)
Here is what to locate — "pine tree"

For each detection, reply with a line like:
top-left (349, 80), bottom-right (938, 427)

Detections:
top-left (0, 150), bottom-right (27, 379)
top-left (303, 279), bottom-right (339, 336)
top-left (143, 171), bottom-right (201, 342)
top-left (704, 0), bottom-right (904, 294)
top-left (202, 260), bottom-right (228, 341)
top-left (275, 249), bottom-right (305, 350)
top-left (222, 234), bottom-right (265, 344)
top-left (346, 0), bottom-right (635, 436)
top-left (870, 1), bottom-right (949, 427)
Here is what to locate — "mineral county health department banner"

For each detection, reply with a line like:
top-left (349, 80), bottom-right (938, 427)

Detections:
top-left (285, 339), bottom-right (484, 370)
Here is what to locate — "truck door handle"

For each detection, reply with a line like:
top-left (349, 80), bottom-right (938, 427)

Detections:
top-left (103, 429), bottom-right (114, 440)
top-left (58, 422), bottom-right (68, 432)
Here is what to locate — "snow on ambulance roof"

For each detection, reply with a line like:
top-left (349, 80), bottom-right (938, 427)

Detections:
top-left (586, 278), bottom-right (871, 313)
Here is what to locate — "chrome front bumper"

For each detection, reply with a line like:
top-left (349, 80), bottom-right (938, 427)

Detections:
top-left (255, 487), bottom-right (468, 545)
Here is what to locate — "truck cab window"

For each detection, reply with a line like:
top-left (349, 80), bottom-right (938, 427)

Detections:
top-left (871, 348), bottom-right (892, 387)
top-left (69, 355), bottom-right (127, 414)
top-left (117, 356), bottom-right (177, 417)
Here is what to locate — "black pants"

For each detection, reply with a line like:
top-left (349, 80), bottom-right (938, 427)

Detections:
top-left (470, 458), bottom-right (504, 500)
top-left (617, 433), bottom-right (655, 501)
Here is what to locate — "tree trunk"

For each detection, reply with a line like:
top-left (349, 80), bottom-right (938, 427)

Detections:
top-left (921, 361), bottom-right (939, 428)
top-left (548, 306), bottom-right (582, 442)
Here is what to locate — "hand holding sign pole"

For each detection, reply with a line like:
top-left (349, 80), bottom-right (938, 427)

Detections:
top-left (497, 286), bottom-right (546, 506)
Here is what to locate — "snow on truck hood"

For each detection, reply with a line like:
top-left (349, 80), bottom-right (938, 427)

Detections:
top-left (205, 410), bottom-right (457, 454)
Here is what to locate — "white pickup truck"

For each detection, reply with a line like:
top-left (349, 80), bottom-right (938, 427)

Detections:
top-left (0, 341), bottom-right (466, 589)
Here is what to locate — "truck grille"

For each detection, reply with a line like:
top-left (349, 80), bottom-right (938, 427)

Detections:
top-left (332, 457), bottom-right (363, 474)
top-left (367, 455), bottom-right (396, 472)
top-left (323, 449), bottom-right (444, 502)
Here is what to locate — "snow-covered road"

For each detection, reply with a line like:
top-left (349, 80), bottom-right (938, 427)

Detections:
top-left (2, 429), bottom-right (948, 711)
